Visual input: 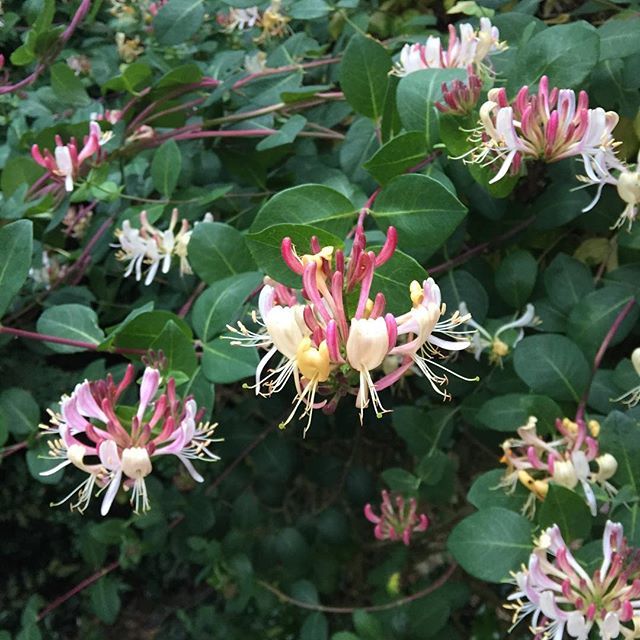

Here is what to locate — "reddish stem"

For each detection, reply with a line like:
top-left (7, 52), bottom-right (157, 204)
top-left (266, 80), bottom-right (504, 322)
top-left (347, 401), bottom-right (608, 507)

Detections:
top-left (575, 297), bottom-right (637, 423)
top-left (354, 187), bottom-right (382, 231)
top-left (36, 561), bottom-right (120, 622)
top-left (0, 326), bottom-right (146, 355)
top-left (0, 440), bottom-right (29, 460)
top-left (178, 282), bottom-right (206, 319)
top-left (231, 57), bottom-right (341, 91)
top-left (429, 215), bottom-right (536, 276)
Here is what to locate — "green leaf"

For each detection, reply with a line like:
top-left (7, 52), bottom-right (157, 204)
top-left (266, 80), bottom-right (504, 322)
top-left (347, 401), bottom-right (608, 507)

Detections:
top-left (89, 577), bottom-right (121, 625)
top-left (513, 334), bottom-right (590, 402)
top-left (289, 0), bottom-right (331, 19)
top-left (36, 304), bottom-right (105, 353)
top-left (189, 222), bottom-right (257, 285)
top-left (372, 174), bottom-right (467, 262)
top-left (299, 612), bottom-right (328, 640)
top-left (339, 34), bottom-right (391, 120)
top-left (27, 438), bottom-right (65, 485)
top-left (151, 139), bottom-right (182, 197)
top-left (567, 287), bottom-right (639, 359)
top-left (153, 0), bottom-right (205, 46)
top-left (476, 394), bottom-right (562, 432)
top-left (512, 22), bottom-right (600, 88)
top-left (396, 68), bottom-right (466, 142)
top-left (192, 272), bottom-right (263, 341)
top-left (467, 469), bottom-right (529, 512)
top-left (439, 270), bottom-right (489, 324)
top-left (110, 310), bottom-right (192, 352)
top-left (0, 388), bottom-right (39, 437)
top-left (538, 485), bottom-right (592, 542)
top-left (256, 115), bottom-right (307, 151)
top-left (363, 132), bottom-right (428, 185)
top-left (156, 63), bottom-right (203, 89)
top-left (599, 412), bottom-right (640, 494)
top-left (531, 182), bottom-right (591, 230)
top-left (0, 219), bottom-right (33, 317)
top-left (50, 62), bottom-right (90, 107)
top-left (495, 250), bottom-right (537, 309)
top-left (247, 224), bottom-right (343, 289)
top-left (381, 468), bottom-right (421, 493)
top-left (102, 62), bottom-right (153, 94)
top-left (543, 253), bottom-right (594, 313)
top-left (447, 507), bottom-right (533, 582)
top-left (202, 337), bottom-right (258, 384)
top-left (370, 248), bottom-right (429, 316)
top-left (416, 450), bottom-right (448, 485)
top-left (150, 320), bottom-right (197, 376)
top-left (250, 184), bottom-right (356, 237)
top-left (618, 503), bottom-right (640, 547)
top-left (598, 17), bottom-right (640, 61)
top-left (353, 610), bottom-right (384, 640)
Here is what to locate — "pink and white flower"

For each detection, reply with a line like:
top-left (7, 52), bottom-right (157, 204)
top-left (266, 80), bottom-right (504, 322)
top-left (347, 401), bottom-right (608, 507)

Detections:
top-left (500, 416), bottom-right (617, 517)
top-left (364, 490), bottom-right (429, 545)
top-left (31, 121), bottom-right (104, 192)
top-left (229, 227), bottom-right (474, 432)
top-left (507, 521), bottom-right (640, 640)
top-left (41, 365), bottom-right (220, 515)
top-left (465, 76), bottom-right (620, 184)
top-left (393, 18), bottom-right (506, 76)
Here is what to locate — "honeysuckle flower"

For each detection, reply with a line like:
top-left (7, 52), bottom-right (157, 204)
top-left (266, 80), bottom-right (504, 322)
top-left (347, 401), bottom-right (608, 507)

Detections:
top-left (613, 347), bottom-right (640, 407)
top-left (229, 227), bottom-right (476, 432)
top-left (31, 121), bottom-right (103, 192)
top-left (218, 6), bottom-right (260, 32)
top-left (392, 18), bottom-right (506, 76)
top-left (67, 54), bottom-right (92, 75)
top-left (29, 251), bottom-right (68, 289)
top-left (459, 302), bottom-right (539, 365)
top-left (464, 76), bottom-right (620, 184)
top-left (435, 66), bottom-right (483, 115)
top-left (114, 209), bottom-right (210, 285)
top-left (364, 490), bottom-right (429, 545)
top-left (40, 365), bottom-right (220, 515)
top-left (116, 32), bottom-right (144, 62)
top-left (63, 203), bottom-right (95, 239)
top-left (245, 51), bottom-right (267, 74)
top-left (579, 149), bottom-right (640, 231)
top-left (256, 0), bottom-right (290, 43)
top-left (507, 521), bottom-right (640, 640)
top-left (500, 416), bottom-right (617, 517)
top-left (147, 0), bottom-right (168, 18)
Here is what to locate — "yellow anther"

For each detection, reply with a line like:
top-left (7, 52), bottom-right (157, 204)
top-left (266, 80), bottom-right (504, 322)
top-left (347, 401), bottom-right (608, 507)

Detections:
top-left (491, 338), bottom-right (509, 358)
top-left (562, 417), bottom-right (578, 435)
top-left (296, 338), bottom-right (331, 382)
top-left (364, 298), bottom-right (374, 318)
top-left (588, 420), bottom-right (600, 438)
top-left (410, 280), bottom-right (423, 306)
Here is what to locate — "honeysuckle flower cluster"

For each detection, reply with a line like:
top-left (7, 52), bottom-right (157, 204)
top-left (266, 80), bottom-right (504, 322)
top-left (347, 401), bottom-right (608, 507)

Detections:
top-left (41, 365), bottom-right (220, 515)
top-left (31, 121), bottom-right (105, 193)
top-left (364, 490), bottom-right (429, 546)
top-left (114, 209), bottom-right (211, 285)
top-left (392, 18), bottom-right (506, 77)
top-left (63, 203), bottom-right (95, 239)
top-left (464, 76), bottom-right (620, 184)
top-left (228, 227), bottom-right (475, 433)
top-left (507, 521), bottom-right (640, 640)
top-left (116, 32), bottom-right (144, 62)
top-left (459, 302), bottom-right (538, 365)
top-left (500, 416), bottom-right (618, 518)
top-left (579, 149), bottom-right (640, 231)
top-left (613, 347), bottom-right (640, 408)
top-left (435, 66), bottom-right (483, 116)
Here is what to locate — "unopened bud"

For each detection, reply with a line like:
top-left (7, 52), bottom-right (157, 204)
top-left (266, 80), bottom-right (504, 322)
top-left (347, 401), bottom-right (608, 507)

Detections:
top-left (552, 460), bottom-right (579, 489)
top-left (595, 453), bottom-right (618, 482)
top-left (617, 170), bottom-right (640, 206)
top-left (121, 447), bottom-right (152, 480)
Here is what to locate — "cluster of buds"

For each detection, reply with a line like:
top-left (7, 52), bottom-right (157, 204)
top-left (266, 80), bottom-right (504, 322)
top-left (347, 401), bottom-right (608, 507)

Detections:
top-left (41, 365), bottom-right (220, 515)
top-left (459, 302), bottom-right (539, 366)
top-left (228, 226), bottom-right (475, 433)
top-left (464, 76), bottom-right (620, 184)
top-left (579, 149), bottom-right (640, 231)
top-left (364, 490), bottom-right (429, 546)
top-left (393, 18), bottom-right (506, 77)
top-left (613, 348), bottom-right (640, 407)
top-left (114, 209), bottom-right (211, 285)
top-left (500, 416), bottom-right (618, 517)
top-left (31, 121), bottom-right (106, 193)
top-left (435, 66), bottom-right (483, 116)
top-left (507, 521), bottom-right (640, 640)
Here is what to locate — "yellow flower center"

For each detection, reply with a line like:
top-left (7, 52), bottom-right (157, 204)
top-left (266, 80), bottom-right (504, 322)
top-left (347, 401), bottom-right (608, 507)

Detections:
top-left (297, 338), bottom-right (331, 382)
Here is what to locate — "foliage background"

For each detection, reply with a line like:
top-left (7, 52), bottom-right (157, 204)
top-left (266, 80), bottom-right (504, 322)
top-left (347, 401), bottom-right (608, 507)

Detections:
top-left (1, 0), bottom-right (640, 638)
